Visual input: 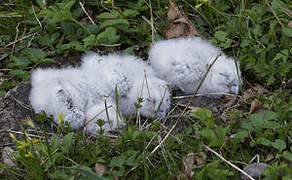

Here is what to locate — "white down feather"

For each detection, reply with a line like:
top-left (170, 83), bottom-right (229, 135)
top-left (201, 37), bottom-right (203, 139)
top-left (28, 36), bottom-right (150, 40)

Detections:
top-left (149, 37), bottom-right (242, 95)
top-left (30, 53), bottom-right (171, 135)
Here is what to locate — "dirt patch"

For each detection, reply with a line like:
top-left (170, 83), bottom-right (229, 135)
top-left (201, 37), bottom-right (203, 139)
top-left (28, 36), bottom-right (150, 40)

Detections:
top-left (0, 82), bottom-right (34, 148)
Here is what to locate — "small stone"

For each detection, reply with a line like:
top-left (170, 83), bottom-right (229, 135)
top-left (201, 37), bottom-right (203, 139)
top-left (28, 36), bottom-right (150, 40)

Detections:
top-left (240, 162), bottom-right (270, 180)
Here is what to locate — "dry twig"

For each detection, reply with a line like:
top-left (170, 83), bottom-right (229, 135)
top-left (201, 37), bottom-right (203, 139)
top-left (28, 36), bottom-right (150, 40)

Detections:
top-left (203, 145), bottom-right (256, 180)
top-left (79, 2), bottom-right (96, 25)
top-left (264, 0), bottom-right (284, 27)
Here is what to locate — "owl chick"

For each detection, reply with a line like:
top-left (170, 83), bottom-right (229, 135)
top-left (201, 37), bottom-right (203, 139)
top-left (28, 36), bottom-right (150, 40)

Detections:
top-left (149, 37), bottom-right (242, 95)
top-left (30, 53), bottom-right (171, 135)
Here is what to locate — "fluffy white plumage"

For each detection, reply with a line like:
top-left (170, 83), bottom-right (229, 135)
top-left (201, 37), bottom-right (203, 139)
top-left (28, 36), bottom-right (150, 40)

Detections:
top-left (30, 53), bottom-right (171, 135)
top-left (149, 37), bottom-right (242, 94)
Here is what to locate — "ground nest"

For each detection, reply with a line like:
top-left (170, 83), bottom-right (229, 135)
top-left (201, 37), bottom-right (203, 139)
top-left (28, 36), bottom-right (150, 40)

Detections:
top-left (0, 53), bottom-right (239, 157)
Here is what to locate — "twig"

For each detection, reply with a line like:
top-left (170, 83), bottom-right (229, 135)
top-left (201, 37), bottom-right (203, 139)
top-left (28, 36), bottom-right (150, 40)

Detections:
top-left (7, 130), bottom-right (43, 139)
top-left (26, 32), bottom-right (36, 48)
top-left (100, 0), bottom-right (111, 11)
top-left (42, 0), bottom-right (47, 9)
top-left (173, 92), bottom-right (237, 99)
top-left (203, 145), bottom-right (256, 180)
top-left (144, 0), bottom-right (155, 43)
top-left (142, 16), bottom-right (157, 33)
top-left (79, 1), bottom-right (96, 25)
top-left (12, 97), bottom-right (32, 111)
top-left (32, 5), bottom-right (42, 29)
top-left (99, 43), bottom-right (121, 47)
top-left (4, 33), bottom-right (35, 48)
top-left (264, 0), bottom-right (284, 28)
top-left (11, 23), bottom-right (20, 54)
top-left (151, 53), bottom-right (221, 154)
top-left (84, 105), bottom-right (113, 125)
top-left (0, 14), bottom-right (23, 18)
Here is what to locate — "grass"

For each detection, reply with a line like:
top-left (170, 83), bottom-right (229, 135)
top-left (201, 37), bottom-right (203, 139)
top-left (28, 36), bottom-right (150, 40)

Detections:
top-left (0, 0), bottom-right (291, 179)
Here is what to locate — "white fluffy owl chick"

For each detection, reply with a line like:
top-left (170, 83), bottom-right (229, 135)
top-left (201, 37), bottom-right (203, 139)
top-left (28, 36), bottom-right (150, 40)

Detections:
top-left (29, 67), bottom-right (113, 131)
top-left (149, 37), bottom-right (242, 95)
top-left (30, 53), bottom-right (171, 135)
top-left (81, 53), bottom-right (171, 118)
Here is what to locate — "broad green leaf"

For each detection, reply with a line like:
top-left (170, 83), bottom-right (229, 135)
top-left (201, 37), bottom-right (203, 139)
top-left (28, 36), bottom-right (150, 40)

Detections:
top-left (100, 19), bottom-right (129, 29)
top-left (9, 70), bottom-right (30, 81)
top-left (39, 32), bottom-right (60, 47)
top-left (282, 28), bottom-right (292, 37)
top-left (264, 121), bottom-right (281, 129)
top-left (40, 0), bottom-right (75, 23)
top-left (82, 34), bottom-right (97, 47)
top-left (109, 156), bottom-right (125, 168)
top-left (61, 132), bottom-right (75, 153)
top-left (23, 48), bottom-right (46, 59)
top-left (234, 131), bottom-right (248, 140)
top-left (96, 27), bottom-right (120, 44)
top-left (263, 111), bottom-right (277, 121)
top-left (197, 129), bottom-right (220, 147)
top-left (271, 139), bottom-right (286, 152)
top-left (250, 114), bottom-right (264, 130)
top-left (210, 126), bottom-right (229, 147)
top-left (70, 165), bottom-right (108, 180)
top-left (97, 10), bottom-right (120, 19)
top-left (220, 39), bottom-right (232, 48)
top-left (215, 31), bottom-right (228, 41)
top-left (57, 41), bottom-right (81, 51)
top-left (9, 56), bottom-right (31, 68)
top-left (282, 151), bottom-right (292, 161)
top-left (122, 9), bottom-right (139, 17)
top-left (190, 108), bottom-right (214, 129)
top-left (252, 24), bottom-right (263, 37)
top-left (257, 137), bottom-right (272, 146)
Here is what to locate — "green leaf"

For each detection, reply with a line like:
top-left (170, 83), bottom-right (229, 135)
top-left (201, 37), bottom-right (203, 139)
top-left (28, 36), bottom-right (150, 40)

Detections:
top-left (22, 48), bottom-right (47, 59)
top-left (234, 131), bottom-right (248, 140)
top-left (250, 114), bottom-right (264, 130)
top-left (40, 0), bottom-right (75, 23)
top-left (57, 40), bottom-right (81, 51)
top-left (252, 24), bottom-right (263, 37)
top-left (220, 39), bottom-right (232, 48)
top-left (97, 10), bottom-right (120, 19)
top-left (262, 111), bottom-right (277, 121)
top-left (9, 56), bottom-right (31, 68)
top-left (271, 139), bottom-right (286, 152)
top-left (190, 108), bottom-right (214, 129)
top-left (195, 161), bottom-right (234, 180)
top-left (257, 137), bottom-right (272, 146)
top-left (100, 19), bottom-right (129, 30)
top-left (96, 27), bottom-right (120, 44)
top-left (282, 151), bottom-right (292, 161)
top-left (215, 31), bottom-right (228, 41)
top-left (61, 132), bottom-right (75, 153)
top-left (282, 28), bottom-right (292, 37)
top-left (9, 70), bottom-right (30, 81)
top-left (109, 156), bottom-right (125, 168)
top-left (82, 34), bottom-right (97, 47)
top-left (70, 165), bottom-right (108, 180)
top-left (241, 39), bottom-right (253, 47)
top-left (122, 9), bottom-right (139, 17)
top-left (210, 126), bottom-right (229, 147)
top-left (39, 32), bottom-right (60, 47)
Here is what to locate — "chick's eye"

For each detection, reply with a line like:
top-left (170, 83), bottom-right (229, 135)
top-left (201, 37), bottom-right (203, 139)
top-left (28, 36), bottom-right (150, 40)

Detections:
top-left (219, 73), bottom-right (230, 80)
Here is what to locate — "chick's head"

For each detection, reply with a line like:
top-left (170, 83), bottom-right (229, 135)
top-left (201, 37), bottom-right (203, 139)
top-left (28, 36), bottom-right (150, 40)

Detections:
top-left (205, 56), bottom-right (242, 94)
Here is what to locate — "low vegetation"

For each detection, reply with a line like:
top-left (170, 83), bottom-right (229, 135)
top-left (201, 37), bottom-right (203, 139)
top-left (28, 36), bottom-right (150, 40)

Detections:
top-left (0, 0), bottom-right (291, 179)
